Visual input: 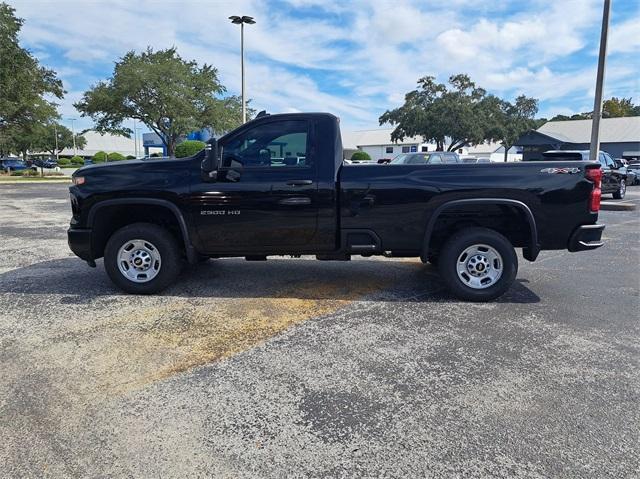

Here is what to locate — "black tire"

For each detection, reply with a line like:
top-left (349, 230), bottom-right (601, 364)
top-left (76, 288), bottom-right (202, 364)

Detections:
top-left (104, 223), bottom-right (182, 294)
top-left (438, 227), bottom-right (518, 302)
top-left (613, 179), bottom-right (626, 199)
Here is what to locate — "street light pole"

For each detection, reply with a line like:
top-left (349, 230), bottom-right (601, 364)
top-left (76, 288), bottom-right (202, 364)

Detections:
top-left (229, 15), bottom-right (256, 124)
top-left (241, 21), bottom-right (245, 123)
top-left (68, 118), bottom-right (77, 156)
top-left (133, 119), bottom-right (138, 158)
top-left (54, 124), bottom-right (59, 161)
top-left (589, 0), bottom-right (611, 162)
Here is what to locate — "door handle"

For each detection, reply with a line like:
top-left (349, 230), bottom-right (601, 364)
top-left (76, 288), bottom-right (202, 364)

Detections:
top-left (287, 180), bottom-right (313, 186)
top-left (278, 197), bottom-right (311, 206)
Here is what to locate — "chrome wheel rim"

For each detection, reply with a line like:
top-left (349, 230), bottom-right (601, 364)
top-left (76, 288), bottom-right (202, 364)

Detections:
top-left (456, 244), bottom-right (503, 289)
top-left (117, 239), bottom-right (161, 283)
top-left (620, 180), bottom-right (626, 196)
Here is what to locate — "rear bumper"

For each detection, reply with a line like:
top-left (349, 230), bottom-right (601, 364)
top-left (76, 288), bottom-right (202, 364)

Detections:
top-left (568, 224), bottom-right (605, 252)
top-left (67, 227), bottom-right (94, 261)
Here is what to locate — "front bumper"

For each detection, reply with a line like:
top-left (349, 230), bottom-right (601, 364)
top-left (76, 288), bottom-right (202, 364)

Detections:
top-left (67, 227), bottom-right (94, 262)
top-left (568, 224), bottom-right (605, 252)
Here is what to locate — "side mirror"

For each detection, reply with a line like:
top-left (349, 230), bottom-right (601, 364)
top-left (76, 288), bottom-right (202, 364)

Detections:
top-left (201, 138), bottom-right (219, 179)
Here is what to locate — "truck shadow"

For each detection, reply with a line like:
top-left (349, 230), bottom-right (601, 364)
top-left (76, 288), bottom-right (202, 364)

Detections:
top-left (0, 257), bottom-right (540, 304)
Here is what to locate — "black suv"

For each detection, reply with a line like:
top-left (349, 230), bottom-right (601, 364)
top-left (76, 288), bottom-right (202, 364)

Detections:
top-left (542, 150), bottom-right (627, 199)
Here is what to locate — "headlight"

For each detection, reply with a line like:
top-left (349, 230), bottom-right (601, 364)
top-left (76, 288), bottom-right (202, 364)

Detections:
top-left (72, 176), bottom-right (85, 186)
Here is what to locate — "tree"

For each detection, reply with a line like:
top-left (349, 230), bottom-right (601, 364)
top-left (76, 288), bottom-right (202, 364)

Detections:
top-left (174, 140), bottom-right (206, 158)
top-left (549, 97), bottom-right (640, 122)
top-left (379, 74), bottom-right (499, 152)
top-left (0, 3), bottom-right (63, 139)
top-left (36, 123), bottom-right (86, 156)
top-left (351, 151), bottom-right (372, 162)
top-left (75, 47), bottom-right (245, 156)
top-left (93, 151), bottom-right (108, 163)
top-left (603, 97), bottom-right (639, 118)
top-left (495, 95), bottom-right (539, 162)
top-left (550, 112), bottom-right (591, 121)
top-left (107, 152), bottom-right (125, 161)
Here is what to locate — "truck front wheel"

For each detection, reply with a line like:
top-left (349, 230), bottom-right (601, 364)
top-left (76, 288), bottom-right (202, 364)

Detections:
top-left (104, 223), bottom-right (182, 294)
top-left (438, 227), bottom-right (518, 302)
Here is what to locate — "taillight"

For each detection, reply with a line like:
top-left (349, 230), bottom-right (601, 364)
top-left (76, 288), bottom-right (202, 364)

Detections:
top-left (586, 167), bottom-right (602, 212)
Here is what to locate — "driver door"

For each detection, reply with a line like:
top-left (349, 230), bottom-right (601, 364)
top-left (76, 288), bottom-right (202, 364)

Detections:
top-left (190, 119), bottom-right (319, 253)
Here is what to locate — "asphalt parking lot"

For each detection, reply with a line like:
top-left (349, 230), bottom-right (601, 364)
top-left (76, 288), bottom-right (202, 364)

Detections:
top-left (1, 184), bottom-right (638, 478)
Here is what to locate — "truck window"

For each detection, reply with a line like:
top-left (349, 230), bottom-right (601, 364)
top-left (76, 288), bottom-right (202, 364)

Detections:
top-left (221, 120), bottom-right (310, 168)
top-left (598, 153), bottom-right (608, 168)
top-left (443, 154), bottom-right (459, 164)
top-left (408, 154), bottom-right (428, 164)
top-left (603, 152), bottom-right (615, 167)
top-left (429, 154), bottom-right (443, 164)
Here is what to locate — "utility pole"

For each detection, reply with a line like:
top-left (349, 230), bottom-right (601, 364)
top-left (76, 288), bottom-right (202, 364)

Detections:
top-left (68, 118), bottom-right (77, 156)
top-left (54, 124), bottom-right (59, 161)
top-left (229, 15), bottom-right (256, 123)
top-left (589, 0), bottom-right (611, 162)
top-left (133, 119), bottom-right (138, 158)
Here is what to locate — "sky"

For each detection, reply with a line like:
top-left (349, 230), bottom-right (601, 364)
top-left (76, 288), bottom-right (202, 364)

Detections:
top-left (10, 0), bottom-right (640, 133)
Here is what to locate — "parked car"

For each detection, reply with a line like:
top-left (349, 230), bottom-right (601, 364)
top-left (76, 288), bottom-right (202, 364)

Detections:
top-left (68, 112), bottom-right (605, 302)
top-left (626, 161), bottom-right (640, 185)
top-left (389, 152), bottom-right (460, 164)
top-left (32, 158), bottom-right (58, 169)
top-left (614, 159), bottom-right (637, 187)
top-left (540, 150), bottom-right (627, 199)
top-left (1, 157), bottom-right (28, 173)
top-left (460, 157), bottom-right (491, 164)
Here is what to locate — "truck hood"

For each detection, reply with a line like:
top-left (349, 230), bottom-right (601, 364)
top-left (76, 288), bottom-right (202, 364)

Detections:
top-left (72, 154), bottom-right (203, 193)
top-left (73, 157), bottom-right (185, 175)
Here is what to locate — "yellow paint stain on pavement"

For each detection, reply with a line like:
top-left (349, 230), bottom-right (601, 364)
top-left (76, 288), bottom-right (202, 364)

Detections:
top-left (66, 273), bottom-right (394, 396)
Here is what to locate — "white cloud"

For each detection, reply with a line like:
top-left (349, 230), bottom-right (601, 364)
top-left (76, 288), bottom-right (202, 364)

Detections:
top-left (609, 15), bottom-right (640, 54)
top-left (11, 0), bottom-right (640, 130)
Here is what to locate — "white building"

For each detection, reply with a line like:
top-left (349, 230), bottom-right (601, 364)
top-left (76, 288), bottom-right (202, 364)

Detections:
top-left (342, 128), bottom-right (474, 161)
top-left (342, 128), bottom-right (524, 162)
top-left (465, 142), bottom-right (522, 162)
top-left (58, 131), bottom-right (138, 158)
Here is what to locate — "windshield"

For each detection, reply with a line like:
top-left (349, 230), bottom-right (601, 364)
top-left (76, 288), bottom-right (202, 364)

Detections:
top-left (390, 153), bottom-right (430, 164)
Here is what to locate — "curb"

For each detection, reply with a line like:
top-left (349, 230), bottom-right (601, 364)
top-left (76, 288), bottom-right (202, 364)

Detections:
top-left (601, 201), bottom-right (637, 211)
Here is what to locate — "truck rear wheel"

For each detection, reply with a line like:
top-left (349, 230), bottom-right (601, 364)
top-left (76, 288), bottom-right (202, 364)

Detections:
top-left (104, 223), bottom-right (182, 294)
top-left (438, 227), bottom-right (518, 302)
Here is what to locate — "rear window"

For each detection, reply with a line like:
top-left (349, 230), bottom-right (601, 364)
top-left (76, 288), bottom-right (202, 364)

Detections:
top-left (541, 152), bottom-right (586, 161)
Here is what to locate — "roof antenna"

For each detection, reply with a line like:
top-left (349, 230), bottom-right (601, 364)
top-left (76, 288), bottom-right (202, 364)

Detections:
top-left (256, 110), bottom-right (269, 118)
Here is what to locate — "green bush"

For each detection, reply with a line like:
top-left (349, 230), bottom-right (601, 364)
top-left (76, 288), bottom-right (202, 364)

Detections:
top-left (93, 151), bottom-right (108, 163)
top-left (14, 169), bottom-right (40, 177)
top-left (108, 152), bottom-right (126, 161)
top-left (175, 140), bottom-right (206, 158)
top-left (126, 155), bottom-right (136, 160)
top-left (70, 155), bottom-right (85, 165)
top-left (351, 151), bottom-right (372, 162)
top-left (57, 158), bottom-right (71, 166)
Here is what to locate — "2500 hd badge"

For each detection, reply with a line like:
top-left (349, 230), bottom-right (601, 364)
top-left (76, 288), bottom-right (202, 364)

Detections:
top-left (201, 210), bottom-right (241, 216)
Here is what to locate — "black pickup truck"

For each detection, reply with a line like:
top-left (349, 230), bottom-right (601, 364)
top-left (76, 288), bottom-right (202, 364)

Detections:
top-left (68, 112), bottom-right (605, 301)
